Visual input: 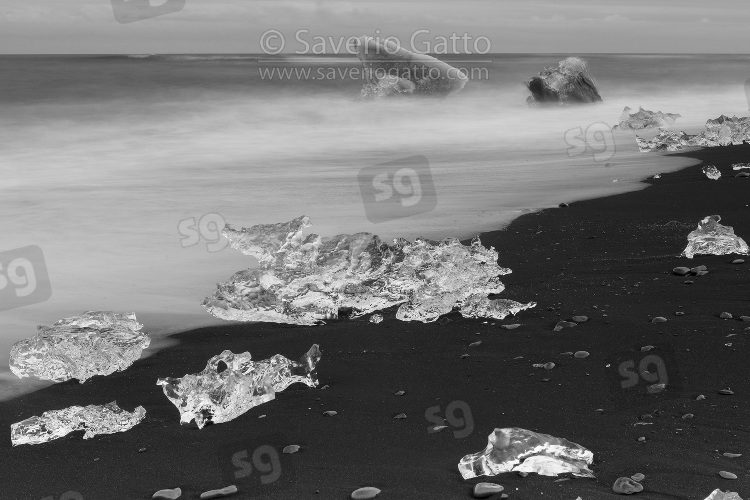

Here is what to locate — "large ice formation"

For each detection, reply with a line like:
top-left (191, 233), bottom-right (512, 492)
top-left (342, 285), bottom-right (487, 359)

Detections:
top-left (353, 36), bottom-right (467, 99)
top-left (637, 115), bottom-right (750, 152)
top-left (614, 106), bottom-right (680, 130)
top-left (202, 216), bottom-right (536, 325)
top-left (458, 427), bottom-right (595, 479)
top-left (9, 311), bottom-right (150, 383)
top-left (11, 401), bottom-right (146, 446)
top-left (156, 344), bottom-right (321, 429)
top-left (682, 215), bottom-right (749, 259)
top-left (526, 57), bottom-right (602, 105)
top-left (704, 490), bottom-right (744, 500)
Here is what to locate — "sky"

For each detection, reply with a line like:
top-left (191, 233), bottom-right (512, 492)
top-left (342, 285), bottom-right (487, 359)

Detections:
top-left (1, 0), bottom-right (749, 54)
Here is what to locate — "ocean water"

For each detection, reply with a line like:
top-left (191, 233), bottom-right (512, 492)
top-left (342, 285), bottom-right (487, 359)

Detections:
top-left (1, 53), bottom-right (748, 400)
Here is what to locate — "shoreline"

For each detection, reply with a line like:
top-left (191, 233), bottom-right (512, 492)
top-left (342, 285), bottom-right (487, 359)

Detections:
top-left (3, 144), bottom-right (750, 499)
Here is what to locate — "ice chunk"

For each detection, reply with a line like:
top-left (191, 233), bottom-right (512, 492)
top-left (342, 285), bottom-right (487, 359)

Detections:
top-left (526, 57), bottom-right (602, 105)
top-left (458, 427), bottom-right (595, 479)
top-left (682, 215), bottom-right (749, 259)
top-left (353, 36), bottom-right (467, 99)
top-left (615, 106), bottom-right (680, 130)
top-left (637, 115), bottom-right (750, 152)
top-left (9, 311), bottom-right (150, 383)
top-left (703, 165), bottom-right (721, 179)
top-left (11, 401), bottom-right (145, 446)
top-left (156, 345), bottom-right (321, 429)
top-left (732, 163), bottom-right (750, 170)
top-left (704, 490), bottom-right (743, 500)
top-left (203, 217), bottom-right (536, 325)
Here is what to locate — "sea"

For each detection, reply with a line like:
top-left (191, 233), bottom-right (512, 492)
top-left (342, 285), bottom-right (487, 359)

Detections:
top-left (1, 53), bottom-right (748, 400)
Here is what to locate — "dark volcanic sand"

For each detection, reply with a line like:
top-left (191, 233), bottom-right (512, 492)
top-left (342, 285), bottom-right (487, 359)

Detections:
top-left (3, 145), bottom-right (750, 500)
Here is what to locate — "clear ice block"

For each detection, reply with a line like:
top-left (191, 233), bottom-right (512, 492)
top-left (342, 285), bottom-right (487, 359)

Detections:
top-left (615, 106), bottom-right (680, 130)
top-left (458, 427), bottom-right (595, 479)
top-left (703, 165), bottom-right (721, 179)
top-left (11, 401), bottom-right (146, 446)
top-left (156, 344), bottom-right (321, 428)
top-left (9, 311), bottom-right (150, 383)
top-left (203, 217), bottom-right (535, 325)
top-left (682, 215), bottom-right (749, 259)
top-left (637, 115), bottom-right (750, 152)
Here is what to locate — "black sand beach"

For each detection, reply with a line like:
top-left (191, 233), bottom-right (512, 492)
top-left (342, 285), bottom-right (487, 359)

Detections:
top-left (3, 145), bottom-right (750, 500)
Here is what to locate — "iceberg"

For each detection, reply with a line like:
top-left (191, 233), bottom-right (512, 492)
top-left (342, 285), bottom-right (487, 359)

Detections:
top-left (353, 36), bottom-right (468, 99)
top-left (614, 106), bottom-right (680, 130)
top-left (9, 311), bottom-right (150, 383)
top-left (526, 57), bottom-right (602, 105)
top-left (202, 216), bottom-right (536, 325)
top-left (637, 115), bottom-right (750, 152)
top-left (458, 427), bottom-right (595, 479)
top-left (11, 401), bottom-right (145, 446)
top-left (156, 344), bottom-right (321, 429)
top-left (682, 215), bottom-right (749, 259)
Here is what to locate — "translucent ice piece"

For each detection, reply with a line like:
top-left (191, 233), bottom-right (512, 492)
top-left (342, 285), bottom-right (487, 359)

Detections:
top-left (203, 217), bottom-right (535, 325)
top-left (636, 115), bottom-right (750, 152)
top-left (9, 311), bottom-right (150, 383)
top-left (682, 215), bottom-right (749, 259)
top-left (704, 490), bottom-right (744, 500)
top-left (703, 165), bottom-right (721, 179)
top-left (616, 106), bottom-right (680, 130)
top-left (11, 401), bottom-right (145, 446)
top-left (458, 427), bottom-right (595, 479)
top-left (156, 345), bottom-right (321, 429)
top-left (732, 163), bottom-right (750, 170)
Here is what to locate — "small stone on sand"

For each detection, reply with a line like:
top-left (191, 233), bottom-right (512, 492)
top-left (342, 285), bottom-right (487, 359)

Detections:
top-left (469, 341), bottom-right (482, 347)
top-left (200, 485), bottom-right (237, 499)
top-left (394, 390), bottom-right (405, 396)
top-left (473, 482), bottom-right (504, 498)
top-left (574, 351), bottom-right (589, 358)
top-left (554, 321), bottom-right (577, 331)
top-left (393, 413), bottom-right (407, 419)
top-left (501, 324), bottom-right (521, 330)
top-left (153, 488), bottom-right (181, 500)
top-left (613, 477), bottom-right (643, 494)
top-left (723, 452), bottom-right (742, 458)
top-left (732, 258), bottom-right (745, 264)
top-left (672, 267), bottom-right (691, 276)
top-left (696, 394), bottom-right (705, 400)
top-left (651, 317), bottom-right (667, 323)
top-left (719, 471), bottom-right (738, 480)
top-left (720, 312), bottom-right (733, 319)
top-left (283, 445), bottom-right (300, 454)
top-left (351, 486), bottom-right (381, 499)
top-left (572, 316), bottom-right (589, 323)
top-left (323, 410), bottom-right (338, 416)
top-left (641, 345), bottom-right (654, 352)
top-left (719, 389), bottom-right (734, 395)
top-left (630, 473), bottom-right (645, 482)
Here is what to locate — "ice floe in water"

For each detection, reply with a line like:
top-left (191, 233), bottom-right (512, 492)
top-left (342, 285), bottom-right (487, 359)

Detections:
top-left (636, 115), bottom-right (750, 152)
top-left (682, 216), bottom-right (749, 259)
top-left (202, 216), bottom-right (536, 325)
top-left (11, 401), bottom-right (146, 446)
top-left (157, 344), bottom-right (321, 429)
top-left (9, 311), bottom-right (150, 383)
top-left (458, 427), bottom-right (595, 479)
top-left (615, 106), bottom-right (680, 130)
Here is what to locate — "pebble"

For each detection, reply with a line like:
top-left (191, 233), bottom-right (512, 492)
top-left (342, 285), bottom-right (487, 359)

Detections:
top-left (675, 311), bottom-right (685, 316)
top-left (647, 383), bottom-right (666, 393)
top-left (719, 471), bottom-right (738, 480)
top-left (200, 485), bottom-right (238, 499)
top-left (637, 436), bottom-right (646, 442)
top-left (684, 280), bottom-right (695, 284)
top-left (517, 471), bottom-right (529, 477)
top-left (559, 203), bottom-right (569, 208)
top-left (554, 321), bottom-right (577, 331)
top-left (543, 362), bottom-right (555, 370)
top-left (469, 341), bottom-right (482, 347)
top-left (572, 316), bottom-right (589, 323)
top-left (393, 413), bottom-right (407, 419)
top-left (723, 452), bottom-right (742, 458)
top-left (138, 447), bottom-right (147, 453)
top-left (720, 312), bottom-right (734, 319)
top-left (651, 317), bottom-right (667, 323)
top-left (351, 487), bottom-right (381, 499)
top-left (612, 477), bottom-right (644, 494)
top-left (501, 324), bottom-right (521, 330)
top-left (641, 345), bottom-right (654, 352)
top-left (719, 389), bottom-right (734, 395)
top-left (732, 258), bottom-right (746, 264)
top-left (672, 267), bottom-right (691, 276)
top-left (323, 410), bottom-right (338, 416)
top-left (740, 316), bottom-right (750, 322)
top-left (696, 394), bottom-right (706, 400)
top-left (630, 473), bottom-right (645, 482)
top-left (574, 351), bottom-right (590, 359)
top-left (394, 390), bottom-right (405, 396)
top-left (153, 488), bottom-right (181, 500)
top-left (283, 445), bottom-right (300, 454)
top-left (690, 265), bottom-right (707, 275)
top-left (461, 354), bottom-right (469, 359)
top-left (681, 413), bottom-right (694, 419)
top-left (473, 482), bottom-right (504, 498)
top-left (736, 172), bottom-right (750, 177)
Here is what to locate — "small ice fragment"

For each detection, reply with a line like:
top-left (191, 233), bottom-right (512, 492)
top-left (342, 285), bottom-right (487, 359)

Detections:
top-left (9, 311), bottom-right (149, 383)
top-left (458, 427), bottom-right (594, 479)
top-left (11, 401), bottom-right (145, 446)
top-left (654, 173), bottom-right (661, 179)
top-left (682, 216), bottom-right (749, 259)
top-left (704, 165), bottom-right (721, 179)
top-left (554, 321), bottom-right (577, 331)
top-left (704, 490), bottom-right (743, 500)
top-left (613, 477), bottom-right (643, 494)
top-left (283, 445), bottom-right (300, 454)
top-left (152, 488), bottom-right (181, 499)
top-left (156, 345), bottom-right (320, 429)
top-left (369, 314), bottom-right (383, 324)
top-left (732, 163), bottom-right (750, 170)
top-left (199, 485), bottom-right (237, 499)
top-left (616, 106), bottom-right (681, 130)
top-left (350, 486), bottom-right (381, 499)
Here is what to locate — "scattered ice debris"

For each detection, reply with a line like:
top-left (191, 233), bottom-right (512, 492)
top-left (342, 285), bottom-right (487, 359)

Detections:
top-left (732, 163), bottom-right (750, 170)
top-left (612, 476), bottom-right (643, 494)
top-left (283, 445), bottom-right (300, 454)
top-left (369, 314), bottom-right (383, 324)
top-left (682, 216), bottom-right (749, 259)
top-left (704, 490), bottom-right (743, 500)
top-left (615, 106), bottom-right (680, 130)
top-left (458, 427), bottom-right (594, 479)
top-left (636, 115), bottom-right (750, 152)
top-left (525, 57), bottom-right (602, 105)
top-left (152, 488), bottom-right (182, 500)
top-left (11, 401), bottom-right (146, 446)
top-left (654, 173), bottom-right (662, 178)
top-left (704, 165), bottom-right (722, 180)
top-left (353, 36), bottom-right (467, 99)
top-left (199, 485), bottom-right (237, 499)
top-left (473, 482), bottom-right (504, 498)
top-left (9, 311), bottom-right (149, 383)
top-left (203, 216), bottom-right (535, 325)
top-left (554, 321), bottom-right (577, 331)
top-left (351, 486), bottom-right (381, 499)
top-left (719, 471), bottom-right (738, 480)
top-left (156, 345), bottom-right (320, 429)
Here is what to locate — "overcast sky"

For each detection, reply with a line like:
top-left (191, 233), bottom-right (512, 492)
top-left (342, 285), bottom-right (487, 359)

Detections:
top-left (1, 0), bottom-right (748, 54)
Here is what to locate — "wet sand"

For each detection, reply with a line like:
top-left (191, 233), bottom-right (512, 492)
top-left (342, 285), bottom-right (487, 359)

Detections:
top-left (2, 144), bottom-right (750, 500)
